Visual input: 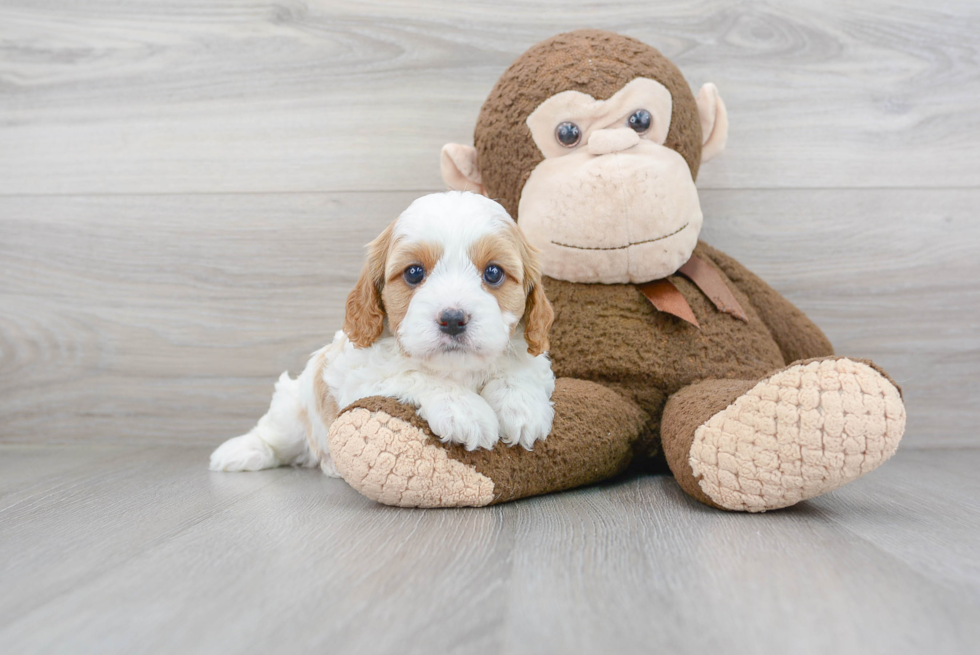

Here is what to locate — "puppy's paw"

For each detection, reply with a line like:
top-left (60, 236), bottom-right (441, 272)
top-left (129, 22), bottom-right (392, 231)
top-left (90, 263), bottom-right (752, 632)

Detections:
top-left (420, 394), bottom-right (500, 451)
top-left (482, 384), bottom-right (554, 450)
top-left (209, 432), bottom-right (280, 472)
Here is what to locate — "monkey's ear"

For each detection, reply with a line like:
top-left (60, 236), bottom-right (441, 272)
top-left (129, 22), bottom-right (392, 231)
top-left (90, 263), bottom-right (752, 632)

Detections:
top-left (440, 144), bottom-right (486, 195)
top-left (696, 83), bottom-right (729, 163)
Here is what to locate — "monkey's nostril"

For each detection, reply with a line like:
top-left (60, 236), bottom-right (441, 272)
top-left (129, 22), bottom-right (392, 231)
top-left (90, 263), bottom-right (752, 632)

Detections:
top-left (438, 309), bottom-right (468, 336)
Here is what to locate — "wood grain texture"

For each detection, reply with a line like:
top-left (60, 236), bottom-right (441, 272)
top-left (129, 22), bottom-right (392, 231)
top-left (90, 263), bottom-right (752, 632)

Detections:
top-left (1, 0), bottom-right (978, 194)
top-left (1, 190), bottom-right (977, 447)
top-left (1, 445), bottom-right (978, 654)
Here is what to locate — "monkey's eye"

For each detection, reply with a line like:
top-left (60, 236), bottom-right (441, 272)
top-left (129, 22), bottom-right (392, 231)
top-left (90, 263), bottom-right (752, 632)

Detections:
top-left (555, 122), bottom-right (581, 147)
top-left (404, 265), bottom-right (425, 286)
top-left (483, 264), bottom-right (504, 286)
top-left (628, 109), bottom-right (652, 134)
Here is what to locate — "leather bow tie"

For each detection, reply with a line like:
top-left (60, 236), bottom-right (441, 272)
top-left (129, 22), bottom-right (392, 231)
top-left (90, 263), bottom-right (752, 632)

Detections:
top-left (636, 255), bottom-right (748, 329)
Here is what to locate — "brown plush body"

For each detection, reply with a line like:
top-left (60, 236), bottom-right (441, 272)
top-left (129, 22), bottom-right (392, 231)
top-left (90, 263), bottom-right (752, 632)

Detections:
top-left (545, 241), bottom-right (828, 463)
top-left (324, 31), bottom-right (906, 511)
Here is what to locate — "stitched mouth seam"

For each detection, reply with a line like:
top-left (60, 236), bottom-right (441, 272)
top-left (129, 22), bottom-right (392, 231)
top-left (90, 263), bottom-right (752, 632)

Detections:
top-left (551, 222), bottom-right (689, 251)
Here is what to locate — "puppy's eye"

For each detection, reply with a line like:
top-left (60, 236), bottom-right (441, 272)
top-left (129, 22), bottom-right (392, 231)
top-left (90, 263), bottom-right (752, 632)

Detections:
top-left (483, 264), bottom-right (504, 286)
top-left (628, 109), bottom-right (652, 134)
top-left (555, 122), bottom-right (581, 147)
top-left (404, 265), bottom-right (425, 286)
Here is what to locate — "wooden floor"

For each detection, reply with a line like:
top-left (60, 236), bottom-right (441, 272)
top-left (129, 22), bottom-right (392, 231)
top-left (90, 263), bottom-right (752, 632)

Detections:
top-left (2, 1), bottom-right (979, 653)
top-left (0, 446), bottom-right (978, 654)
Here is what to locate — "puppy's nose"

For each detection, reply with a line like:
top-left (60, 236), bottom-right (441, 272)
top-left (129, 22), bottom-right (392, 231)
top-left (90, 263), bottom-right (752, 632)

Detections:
top-left (438, 309), bottom-right (468, 336)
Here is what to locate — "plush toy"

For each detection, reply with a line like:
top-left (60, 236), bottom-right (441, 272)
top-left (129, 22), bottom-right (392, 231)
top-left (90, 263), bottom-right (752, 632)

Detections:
top-left (324, 30), bottom-right (906, 511)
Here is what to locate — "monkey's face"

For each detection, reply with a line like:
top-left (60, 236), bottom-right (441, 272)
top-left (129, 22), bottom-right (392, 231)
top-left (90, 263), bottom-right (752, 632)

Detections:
top-left (517, 78), bottom-right (702, 284)
top-left (441, 31), bottom-right (728, 285)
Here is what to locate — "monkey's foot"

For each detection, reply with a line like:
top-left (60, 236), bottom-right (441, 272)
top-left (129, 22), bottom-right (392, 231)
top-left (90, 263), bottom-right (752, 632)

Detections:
top-left (326, 379), bottom-right (646, 507)
top-left (667, 357), bottom-right (906, 513)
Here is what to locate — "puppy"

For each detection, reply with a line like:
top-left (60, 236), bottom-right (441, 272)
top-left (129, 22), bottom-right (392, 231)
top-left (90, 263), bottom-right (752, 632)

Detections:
top-left (210, 192), bottom-right (556, 476)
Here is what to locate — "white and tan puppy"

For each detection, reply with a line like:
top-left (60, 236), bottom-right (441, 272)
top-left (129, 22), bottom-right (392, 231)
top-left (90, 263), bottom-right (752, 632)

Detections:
top-left (210, 192), bottom-right (556, 476)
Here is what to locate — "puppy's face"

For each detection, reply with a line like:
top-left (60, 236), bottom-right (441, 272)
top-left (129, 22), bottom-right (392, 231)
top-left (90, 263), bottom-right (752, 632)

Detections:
top-left (344, 192), bottom-right (553, 369)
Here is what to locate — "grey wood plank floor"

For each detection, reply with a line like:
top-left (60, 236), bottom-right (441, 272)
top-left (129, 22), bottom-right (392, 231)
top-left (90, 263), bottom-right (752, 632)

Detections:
top-left (1, 445), bottom-right (978, 655)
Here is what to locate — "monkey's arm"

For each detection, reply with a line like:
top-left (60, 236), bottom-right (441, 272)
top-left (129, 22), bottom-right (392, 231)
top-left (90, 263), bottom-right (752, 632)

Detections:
top-left (697, 242), bottom-right (834, 364)
top-left (326, 379), bottom-right (647, 507)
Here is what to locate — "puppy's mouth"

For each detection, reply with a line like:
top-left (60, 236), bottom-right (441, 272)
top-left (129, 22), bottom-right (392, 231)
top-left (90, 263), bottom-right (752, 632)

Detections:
top-left (436, 336), bottom-right (473, 353)
top-left (416, 335), bottom-right (496, 370)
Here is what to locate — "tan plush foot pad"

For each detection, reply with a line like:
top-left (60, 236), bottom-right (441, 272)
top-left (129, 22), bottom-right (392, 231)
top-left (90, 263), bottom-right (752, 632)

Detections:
top-left (327, 408), bottom-right (494, 508)
top-left (689, 358), bottom-right (906, 512)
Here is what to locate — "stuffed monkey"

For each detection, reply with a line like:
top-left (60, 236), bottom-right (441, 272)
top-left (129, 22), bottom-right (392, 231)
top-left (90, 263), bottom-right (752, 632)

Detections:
top-left (325, 30), bottom-right (906, 511)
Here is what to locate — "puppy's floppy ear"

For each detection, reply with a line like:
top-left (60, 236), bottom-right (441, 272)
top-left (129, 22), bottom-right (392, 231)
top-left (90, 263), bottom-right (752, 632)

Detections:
top-left (343, 223), bottom-right (394, 348)
top-left (523, 281), bottom-right (553, 356)
top-left (515, 226), bottom-right (554, 356)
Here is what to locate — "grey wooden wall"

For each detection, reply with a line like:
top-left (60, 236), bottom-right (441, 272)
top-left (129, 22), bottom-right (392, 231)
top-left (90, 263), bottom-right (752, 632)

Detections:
top-left (1, 0), bottom-right (977, 448)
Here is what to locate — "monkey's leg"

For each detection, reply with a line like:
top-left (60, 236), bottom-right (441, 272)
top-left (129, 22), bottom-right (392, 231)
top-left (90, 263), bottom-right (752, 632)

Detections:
top-left (326, 378), bottom-right (648, 507)
top-left (662, 357), bottom-right (905, 512)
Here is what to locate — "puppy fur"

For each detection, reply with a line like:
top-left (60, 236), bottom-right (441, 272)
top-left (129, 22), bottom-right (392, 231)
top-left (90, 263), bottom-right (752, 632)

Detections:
top-left (210, 192), bottom-right (556, 475)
